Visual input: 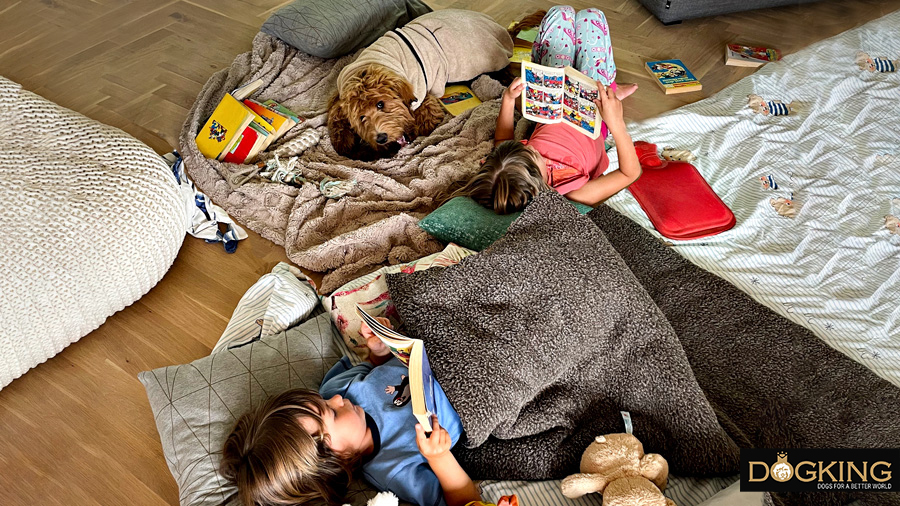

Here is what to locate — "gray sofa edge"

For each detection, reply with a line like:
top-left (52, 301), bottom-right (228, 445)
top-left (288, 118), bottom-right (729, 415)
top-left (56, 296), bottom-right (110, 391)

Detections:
top-left (637, 0), bottom-right (825, 24)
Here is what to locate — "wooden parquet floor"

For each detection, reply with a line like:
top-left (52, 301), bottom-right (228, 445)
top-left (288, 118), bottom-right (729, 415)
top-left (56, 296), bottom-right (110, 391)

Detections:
top-left (1, 0), bottom-right (898, 504)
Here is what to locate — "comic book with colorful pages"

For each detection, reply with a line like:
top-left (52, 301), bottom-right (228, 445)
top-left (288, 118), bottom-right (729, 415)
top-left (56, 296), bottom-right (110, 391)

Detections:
top-left (356, 305), bottom-right (438, 432)
top-left (520, 60), bottom-right (603, 139)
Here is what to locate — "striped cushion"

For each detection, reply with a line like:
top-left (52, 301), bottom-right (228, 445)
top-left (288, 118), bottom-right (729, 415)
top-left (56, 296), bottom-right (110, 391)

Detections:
top-left (211, 262), bottom-right (319, 353)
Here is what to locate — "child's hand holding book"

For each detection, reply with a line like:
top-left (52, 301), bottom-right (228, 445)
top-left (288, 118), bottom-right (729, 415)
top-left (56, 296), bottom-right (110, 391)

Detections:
top-left (592, 85), bottom-right (626, 133)
top-left (504, 77), bottom-right (525, 102)
top-left (416, 414), bottom-right (451, 457)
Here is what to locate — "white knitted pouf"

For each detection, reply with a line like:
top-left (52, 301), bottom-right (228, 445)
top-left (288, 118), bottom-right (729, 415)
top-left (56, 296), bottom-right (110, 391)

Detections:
top-left (0, 76), bottom-right (185, 390)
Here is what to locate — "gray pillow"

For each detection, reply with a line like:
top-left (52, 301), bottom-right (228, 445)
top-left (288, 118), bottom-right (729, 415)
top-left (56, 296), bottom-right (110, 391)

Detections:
top-left (139, 313), bottom-right (378, 506)
top-left (260, 0), bottom-right (433, 59)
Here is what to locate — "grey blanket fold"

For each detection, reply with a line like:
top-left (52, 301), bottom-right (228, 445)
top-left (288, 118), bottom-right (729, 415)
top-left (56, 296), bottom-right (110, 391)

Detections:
top-left (386, 191), bottom-right (741, 480)
top-left (588, 205), bottom-right (900, 506)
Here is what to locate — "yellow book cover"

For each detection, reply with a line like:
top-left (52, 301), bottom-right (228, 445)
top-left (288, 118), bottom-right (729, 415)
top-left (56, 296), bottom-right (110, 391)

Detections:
top-left (243, 99), bottom-right (296, 138)
top-left (510, 46), bottom-right (532, 64)
top-left (439, 85), bottom-right (482, 116)
top-left (195, 94), bottom-right (255, 159)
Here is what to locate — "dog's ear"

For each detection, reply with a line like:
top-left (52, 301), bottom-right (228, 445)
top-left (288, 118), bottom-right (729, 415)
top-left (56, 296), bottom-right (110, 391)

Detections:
top-left (412, 95), bottom-right (445, 138)
top-left (327, 92), bottom-right (360, 157)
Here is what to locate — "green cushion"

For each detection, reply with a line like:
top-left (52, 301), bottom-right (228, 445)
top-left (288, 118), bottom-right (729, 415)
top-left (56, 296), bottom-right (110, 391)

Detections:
top-left (419, 196), bottom-right (593, 251)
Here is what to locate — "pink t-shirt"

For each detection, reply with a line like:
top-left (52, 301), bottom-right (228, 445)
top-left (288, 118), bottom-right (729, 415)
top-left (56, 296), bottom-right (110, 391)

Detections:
top-left (525, 122), bottom-right (609, 195)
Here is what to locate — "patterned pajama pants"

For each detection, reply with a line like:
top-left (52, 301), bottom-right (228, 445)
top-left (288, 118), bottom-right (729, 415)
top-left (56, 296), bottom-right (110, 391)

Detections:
top-left (532, 5), bottom-right (617, 87)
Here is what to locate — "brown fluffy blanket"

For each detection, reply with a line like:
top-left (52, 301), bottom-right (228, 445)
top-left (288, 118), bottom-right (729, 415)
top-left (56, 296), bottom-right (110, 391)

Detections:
top-left (179, 32), bottom-right (512, 293)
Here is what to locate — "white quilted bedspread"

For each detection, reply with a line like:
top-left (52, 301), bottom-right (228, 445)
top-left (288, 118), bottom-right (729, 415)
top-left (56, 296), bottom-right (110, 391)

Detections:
top-left (605, 11), bottom-right (900, 385)
top-left (0, 76), bottom-right (184, 390)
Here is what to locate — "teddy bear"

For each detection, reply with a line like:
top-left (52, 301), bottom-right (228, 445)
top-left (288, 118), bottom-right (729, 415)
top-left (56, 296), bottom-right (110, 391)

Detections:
top-left (560, 433), bottom-right (676, 506)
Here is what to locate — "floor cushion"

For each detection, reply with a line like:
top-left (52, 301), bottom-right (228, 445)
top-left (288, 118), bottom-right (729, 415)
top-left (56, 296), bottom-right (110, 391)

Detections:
top-left (139, 311), bottom-right (354, 506)
top-left (0, 75), bottom-right (184, 390)
top-left (261, 0), bottom-right (432, 59)
top-left (419, 196), bottom-right (593, 251)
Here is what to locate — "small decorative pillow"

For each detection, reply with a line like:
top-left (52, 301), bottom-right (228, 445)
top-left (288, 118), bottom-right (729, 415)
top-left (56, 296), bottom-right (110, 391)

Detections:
top-left (325, 243), bottom-right (476, 359)
top-left (260, 0), bottom-right (432, 59)
top-left (139, 312), bottom-right (352, 506)
top-left (418, 196), bottom-right (593, 251)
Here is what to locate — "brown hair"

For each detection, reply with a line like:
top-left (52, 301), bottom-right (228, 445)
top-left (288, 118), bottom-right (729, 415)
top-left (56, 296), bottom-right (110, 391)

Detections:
top-left (220, 389), bottom-right (360, 506)
top-left (453, 140), bottom-right (548, 214)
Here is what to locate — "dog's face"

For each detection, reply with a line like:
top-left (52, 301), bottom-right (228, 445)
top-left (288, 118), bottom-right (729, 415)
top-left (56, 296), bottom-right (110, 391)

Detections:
top-left (337, 66), bottom-right (416, 149)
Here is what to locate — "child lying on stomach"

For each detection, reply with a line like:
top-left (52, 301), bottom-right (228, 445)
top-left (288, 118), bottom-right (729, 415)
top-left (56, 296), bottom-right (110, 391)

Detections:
top-left (220, 317), bottom-right (480, 506)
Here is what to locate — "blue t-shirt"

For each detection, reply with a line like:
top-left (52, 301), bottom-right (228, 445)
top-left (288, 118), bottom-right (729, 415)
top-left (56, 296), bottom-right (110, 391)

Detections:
top-left (320, 357), bottom-right (463, 506)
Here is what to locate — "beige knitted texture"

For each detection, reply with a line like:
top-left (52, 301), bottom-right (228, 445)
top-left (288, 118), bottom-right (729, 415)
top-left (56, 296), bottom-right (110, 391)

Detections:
top-left (0, 76), bottom-right (185, 390)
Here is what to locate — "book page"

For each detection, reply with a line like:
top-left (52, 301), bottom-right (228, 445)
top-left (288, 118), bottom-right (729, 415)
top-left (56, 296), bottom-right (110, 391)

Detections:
top-left (409, 342), bottom-right (437, 432)
top-left (357, 304), bottom-right (434, 431)
top-left (562, 67), bottom-right (601, 139)
top-left (356, 305), bottom-right (416, 366)
top-left (521, 61), bottom-right (564, 123)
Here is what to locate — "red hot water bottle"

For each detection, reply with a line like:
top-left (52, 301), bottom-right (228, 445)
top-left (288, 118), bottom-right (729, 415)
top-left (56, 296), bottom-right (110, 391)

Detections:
top-left (627, 141), bottom-right (735, 240)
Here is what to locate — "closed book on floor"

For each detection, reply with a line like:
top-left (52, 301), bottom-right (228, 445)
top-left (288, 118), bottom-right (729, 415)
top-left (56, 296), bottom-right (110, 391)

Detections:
top-left (195, 94), bottom-right (255, 159)
top-left (644, 59), bottom-right (702, 95)
top-left (628, 141), bottom-right (735, 240)
top-left (243, 122), bottom-right (273, 163)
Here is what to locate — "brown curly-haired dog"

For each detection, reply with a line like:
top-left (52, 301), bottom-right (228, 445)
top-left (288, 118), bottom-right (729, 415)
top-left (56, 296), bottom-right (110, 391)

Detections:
top-left (327, 64), bottom-right (445, 161)
top-left (327, 9), bottom-right (514, 160)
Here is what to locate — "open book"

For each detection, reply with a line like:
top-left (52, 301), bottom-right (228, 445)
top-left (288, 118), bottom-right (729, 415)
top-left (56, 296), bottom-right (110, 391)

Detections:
top-left (356, 305), bottom-right (438, 432)
top-left (520, 61), bottom-right (603, 139)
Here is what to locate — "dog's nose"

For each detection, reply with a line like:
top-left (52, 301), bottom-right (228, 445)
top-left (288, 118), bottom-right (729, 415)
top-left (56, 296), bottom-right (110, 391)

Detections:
top-left (375, 132), bottom-right (388, 144)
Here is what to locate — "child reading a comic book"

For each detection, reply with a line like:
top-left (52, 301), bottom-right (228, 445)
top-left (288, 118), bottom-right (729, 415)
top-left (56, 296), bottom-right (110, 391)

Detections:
top-left (454, 6), bottom-right (641, 213)
top-left (220, 317), bottom-right (479, 506)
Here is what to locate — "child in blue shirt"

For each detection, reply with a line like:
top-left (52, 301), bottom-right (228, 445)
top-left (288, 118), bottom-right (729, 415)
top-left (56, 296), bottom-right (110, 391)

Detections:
top-left (220, 318), bottom-right (480, 506)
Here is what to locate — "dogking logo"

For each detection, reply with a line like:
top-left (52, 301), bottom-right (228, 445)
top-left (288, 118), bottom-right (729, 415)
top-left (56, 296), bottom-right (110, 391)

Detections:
top-left (741, 449), bottom-right (899, 492)
top-left (771, 452), bottom-right (793, 482)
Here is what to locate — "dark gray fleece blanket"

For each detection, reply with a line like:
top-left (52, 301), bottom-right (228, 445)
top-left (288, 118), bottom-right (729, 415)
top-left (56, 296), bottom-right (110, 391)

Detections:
top-left (588, 205), bottom-right (900, 506)
top-left (387, 191), bottom-right (741, 479)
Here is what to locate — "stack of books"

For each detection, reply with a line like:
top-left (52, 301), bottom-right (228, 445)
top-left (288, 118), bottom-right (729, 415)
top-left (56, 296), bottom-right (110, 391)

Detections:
top-left (195, 79), bottom-right (302, 164)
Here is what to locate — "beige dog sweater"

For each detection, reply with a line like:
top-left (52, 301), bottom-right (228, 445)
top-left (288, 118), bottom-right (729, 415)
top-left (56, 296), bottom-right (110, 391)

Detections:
top-left (337, 9), bottom-right (513, 109)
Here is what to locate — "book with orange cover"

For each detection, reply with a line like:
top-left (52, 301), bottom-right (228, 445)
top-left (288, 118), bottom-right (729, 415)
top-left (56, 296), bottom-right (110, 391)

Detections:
top-left (357, 305), bottom-right (439, 432)
top-left (243, 99), bottom-right (298, 139)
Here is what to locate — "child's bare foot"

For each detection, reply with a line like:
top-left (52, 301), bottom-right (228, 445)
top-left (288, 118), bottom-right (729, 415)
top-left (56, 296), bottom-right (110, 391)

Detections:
top-left (615, 83), bottom-right (638, 100)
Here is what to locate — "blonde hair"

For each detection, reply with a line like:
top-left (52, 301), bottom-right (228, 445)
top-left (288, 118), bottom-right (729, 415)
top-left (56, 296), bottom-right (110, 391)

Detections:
top-left (454, 140), bottom-right (548, 214)
top-left (220, 389), bottom-right (360, 506)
